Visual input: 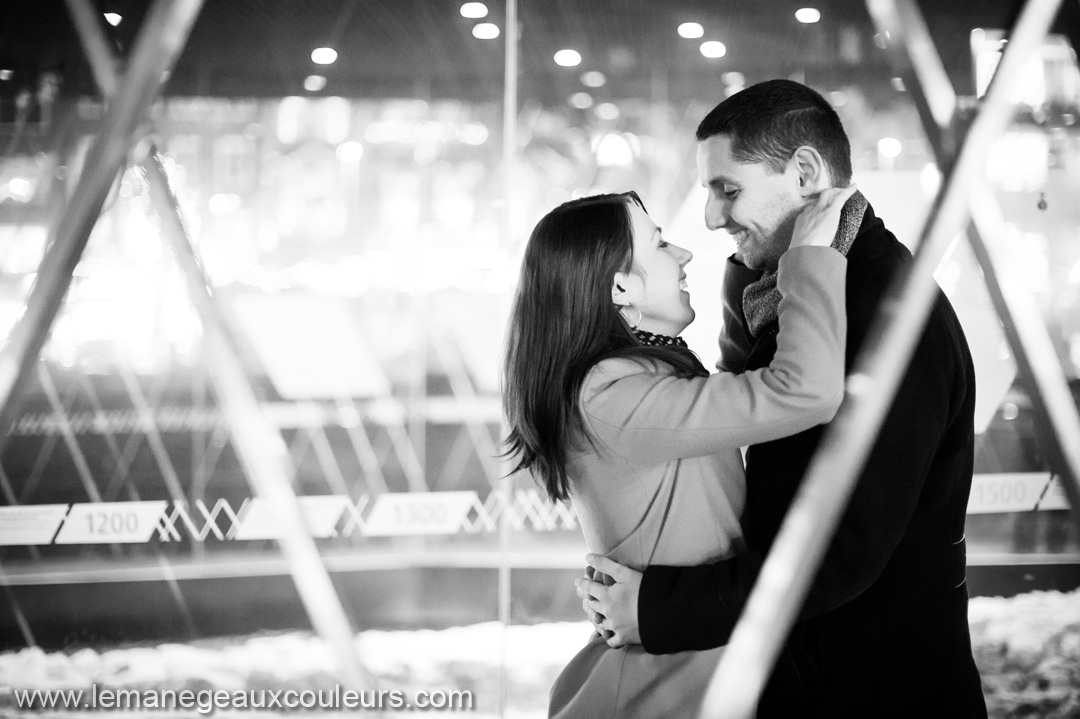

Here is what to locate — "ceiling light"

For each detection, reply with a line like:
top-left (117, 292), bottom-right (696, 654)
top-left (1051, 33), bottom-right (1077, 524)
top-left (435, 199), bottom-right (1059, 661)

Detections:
top-left (891, 76), bottom-right (906, 91)
top-left (678, 22), bottom-right (704, 39)
top-left (596, 103), bottom-right (620, 121)
top-left (7, 178), bottom-right (31, 199)
top-left (472, 23), bottom-right (500, 39)
top-left (311, 47), bottom-right (338, 65)
top-left (103, 13), bottom-right (122, 26)
top-left (700, 41), bottom-right (727, 59)
top-left (461, 123), bottom-right (489, 145)
top-left (722, 71), bottom-right (745, 86)
top-left (336, 141), bottom-right (364, 163)
top-left (595, 132), bottom-right (634, 167)
top-left (460, 2), bottom-right (488, 18)
top-left (0, 70), bottom-right (12, 81)
top-left (581, 71), bottom-right (606, 87)
top-left (795, 8), bottom-right (821, 24)
top-left (554, 49), bottom-right (582, 67)
top-left (569, 92), bottom-right (593, 109)
top-left (304, 75), bottom-right (327, 92)
top-left (877, 137), bottom-right (902, 159)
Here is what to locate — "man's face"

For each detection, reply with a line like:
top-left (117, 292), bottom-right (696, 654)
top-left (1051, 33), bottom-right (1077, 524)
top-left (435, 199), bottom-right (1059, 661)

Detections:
top-left (696, 134), bottom-right (805, 272)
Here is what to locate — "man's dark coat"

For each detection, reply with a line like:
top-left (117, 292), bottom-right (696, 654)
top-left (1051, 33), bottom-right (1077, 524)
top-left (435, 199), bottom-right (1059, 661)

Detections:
top-left (637, 204), bottom-right (988, 718)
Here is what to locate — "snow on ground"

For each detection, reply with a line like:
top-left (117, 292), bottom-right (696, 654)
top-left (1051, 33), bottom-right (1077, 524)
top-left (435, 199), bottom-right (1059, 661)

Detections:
top-left (0, 622), bottom-right (591, 717)
top-left (1, 592), bottom-right (1077, 717)
top-left (968, 590), bottom-right (1080, 719)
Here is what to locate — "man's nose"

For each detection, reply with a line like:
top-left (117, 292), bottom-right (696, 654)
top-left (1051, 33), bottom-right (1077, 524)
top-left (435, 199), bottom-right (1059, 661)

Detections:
top-left (704, 195), bottom-right (728, 231)
top-left (677, 246), bottom-right (693, 266)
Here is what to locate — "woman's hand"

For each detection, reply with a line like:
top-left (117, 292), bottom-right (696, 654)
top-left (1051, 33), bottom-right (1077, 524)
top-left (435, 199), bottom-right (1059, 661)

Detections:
top-left (574, 553), bottom-right (643, 648)
top-left (789, 184), bottom-right (859, 249)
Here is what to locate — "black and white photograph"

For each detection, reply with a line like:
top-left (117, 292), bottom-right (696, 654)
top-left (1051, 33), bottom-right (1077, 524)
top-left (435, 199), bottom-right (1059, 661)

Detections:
top-left (0, 1), bottom-right (1078, 717)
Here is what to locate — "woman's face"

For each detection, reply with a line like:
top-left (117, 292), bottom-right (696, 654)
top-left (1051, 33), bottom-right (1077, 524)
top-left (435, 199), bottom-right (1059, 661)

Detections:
top-left (615, 202), bottom-right (695, 337)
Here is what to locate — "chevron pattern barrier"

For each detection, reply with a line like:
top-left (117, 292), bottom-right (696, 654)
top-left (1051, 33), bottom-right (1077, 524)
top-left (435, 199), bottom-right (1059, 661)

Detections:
top-left (0, 490), bottom-right (580, 547)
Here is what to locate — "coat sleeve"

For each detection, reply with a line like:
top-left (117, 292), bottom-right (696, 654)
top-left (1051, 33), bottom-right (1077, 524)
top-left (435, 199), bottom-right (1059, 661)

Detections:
top-left (639, 549), bottom-right (764, 652)
top-left (581, 247), bottom-right (847, 464)
top-left (638, 287), bottom-right (970, 653)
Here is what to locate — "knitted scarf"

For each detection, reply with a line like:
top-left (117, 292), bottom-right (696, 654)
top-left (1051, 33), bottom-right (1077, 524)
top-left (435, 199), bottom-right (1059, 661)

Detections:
top-left (742, 190), bottom-right (867, 338)
top-left (633, 329), bottom-right (688, 349)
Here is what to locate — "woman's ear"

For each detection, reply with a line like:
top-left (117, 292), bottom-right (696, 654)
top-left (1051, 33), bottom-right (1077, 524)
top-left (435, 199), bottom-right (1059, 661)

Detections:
top-left (791, 146), bottom-right (831, 197)
top-left (611, 272), bottom-right (631, 307)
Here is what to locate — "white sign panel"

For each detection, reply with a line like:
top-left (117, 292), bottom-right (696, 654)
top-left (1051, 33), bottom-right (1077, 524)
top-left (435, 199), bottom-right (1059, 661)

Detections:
top-left (0, 505), bottom-right (70, 545)
top-left (233, 496), bottom-right (352, 540)
top-left (966, 473), bottom-right (1069, 515)
top-left (54, 502), bottom-right (168, 544)
top-left (231, 293), bottom-right (391, 400)
top-left (362, 491), bottom-right (477, 536)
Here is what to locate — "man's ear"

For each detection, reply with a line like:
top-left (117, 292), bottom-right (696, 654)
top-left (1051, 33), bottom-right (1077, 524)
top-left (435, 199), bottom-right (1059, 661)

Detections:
top-left (791, 146), bottom-right (831, 197)
top-left (611, 272), bottom-right (632, 307)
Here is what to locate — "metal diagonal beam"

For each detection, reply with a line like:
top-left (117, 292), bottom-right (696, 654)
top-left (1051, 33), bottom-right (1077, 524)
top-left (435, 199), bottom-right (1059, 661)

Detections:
top-left (144, 154), bottom-right (375, 691)
top-left (866, 0), bottom-right (960, 161)
top-left (867, 0), bottom-right (1080, 522)
top-left (65, 0), bottom-right (373, 691)
top-left (306, 425), bottom-right (351, 496)
top-left (75, 370), bottom-right (140, 501)
top-left (434, 337), bottom-right (502, 487)
top-left (19, 386), bottom-right (77, 505)
top-left (67, 368), bottom-right (198, 628)
top-left (75, 370), bottom-right (150, 499)
top-left (288, 423), bottom-right (314, 470)
top-left (0, 0), bottom-right (204, 441)
top-left (192, 423), bottom-right (229, 500)
top-left (0, 565), bottom-right (35, 647)
top-left (37, 366), bottom-right (122, 559)
top-left (18, 435), bottom-right (61, 504)
top-left (64, 0), bottom-right (120, 98)
top-left (191, 366), bottom-right (209, 503)
top-left (117, 364), bottom-right (187, 502)
top-left (103, 372), bottom-right (170, 502)
top-left (37, 366), bottom-right (103, 504)
top-left (0, 463), bottom-right (17, 506)
top-left (698, 0), bottom-right (1065, 716)
top-left (157, 554), bottom-right (198, 639)
top-left (386, 422), bottom-right (428, 492)
top-left (436, 427), bottom-right (475, 489)
top-left (335, 399), bottom-right (390, 495)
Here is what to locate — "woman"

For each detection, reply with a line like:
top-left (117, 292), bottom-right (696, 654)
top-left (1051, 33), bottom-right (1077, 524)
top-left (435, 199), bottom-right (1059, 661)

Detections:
top-left (502, 186), bottom-right (854, 718)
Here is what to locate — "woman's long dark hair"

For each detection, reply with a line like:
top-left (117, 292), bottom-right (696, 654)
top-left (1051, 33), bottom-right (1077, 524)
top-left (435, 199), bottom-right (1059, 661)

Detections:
top-left (502, 191), bottom-right (708, 502)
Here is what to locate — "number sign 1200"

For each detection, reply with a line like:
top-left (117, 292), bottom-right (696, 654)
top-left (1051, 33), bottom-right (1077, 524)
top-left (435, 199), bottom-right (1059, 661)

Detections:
top-left (87, 511), bottom-right (139, 535)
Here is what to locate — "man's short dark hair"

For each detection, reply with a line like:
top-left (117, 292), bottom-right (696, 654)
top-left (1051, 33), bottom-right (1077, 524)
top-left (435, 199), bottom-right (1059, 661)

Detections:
top-left (696, 79), bottom-right (852, 186)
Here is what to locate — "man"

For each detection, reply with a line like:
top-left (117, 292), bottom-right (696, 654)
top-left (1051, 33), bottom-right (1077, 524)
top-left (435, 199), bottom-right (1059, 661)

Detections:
top-left (579, 79), bottom-right (987, 718)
